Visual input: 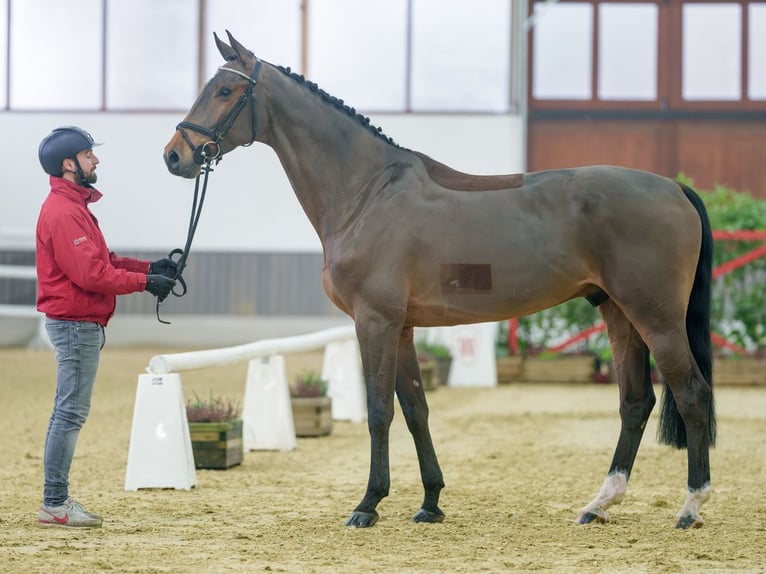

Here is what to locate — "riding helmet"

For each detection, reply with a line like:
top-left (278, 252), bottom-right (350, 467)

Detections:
top-left (38, 126), bottom-right (103, 176)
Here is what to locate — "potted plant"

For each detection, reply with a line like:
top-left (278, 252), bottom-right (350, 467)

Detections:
top-left (186, 392), bottom-right (243, 470)
top-left (290, 371), bottom-right (332, 437)
top-left (415, 341), bottom-right (452, 389)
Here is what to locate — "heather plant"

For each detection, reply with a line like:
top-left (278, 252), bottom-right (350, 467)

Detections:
top-left (186, 391), bottom-right (241, 422)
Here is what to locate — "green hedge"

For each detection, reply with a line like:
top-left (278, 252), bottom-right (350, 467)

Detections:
top-left (499, 176), bottom-right (766, 357)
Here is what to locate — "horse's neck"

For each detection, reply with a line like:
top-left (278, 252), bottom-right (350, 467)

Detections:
top-left (258, 65), bottom-right (397, 238)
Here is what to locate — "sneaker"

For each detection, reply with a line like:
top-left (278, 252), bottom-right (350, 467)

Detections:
top-left (38, 497), bottom-right (103, 528)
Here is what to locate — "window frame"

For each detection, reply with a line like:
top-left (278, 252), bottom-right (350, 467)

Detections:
top-left (529, 0), bottom-right (766, 114)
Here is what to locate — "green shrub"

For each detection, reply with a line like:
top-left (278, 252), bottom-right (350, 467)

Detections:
top-left (415, 340), bottom-right (452, 360)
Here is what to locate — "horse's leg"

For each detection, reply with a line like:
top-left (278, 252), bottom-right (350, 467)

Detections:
top-left (393, 327), bottom-right (445, 523)
top-left (344, 313), bottom-right (402, 528)
top-left (646, 331), bottom-right (713, 529)
top-left (577, 300), bottom-right (656, 525)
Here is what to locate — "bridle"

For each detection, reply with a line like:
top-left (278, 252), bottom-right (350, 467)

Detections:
top-left (176, 58), bottom-right (263, 164)
top-left (156, 58), bottom-right (262, 324)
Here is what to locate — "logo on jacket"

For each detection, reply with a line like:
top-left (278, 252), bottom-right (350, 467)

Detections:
top-left (73, 236), bottom-right (88, 245)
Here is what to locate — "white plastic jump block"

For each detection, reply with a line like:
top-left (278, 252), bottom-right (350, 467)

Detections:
top-left (242, 355), bottom-right (297, 451)
top-left (425, 322), bottom-right (498, 387)
top-left (322, 339), bottom-right (366, 423)
top-left (124, 373), bottom-right (197, 491)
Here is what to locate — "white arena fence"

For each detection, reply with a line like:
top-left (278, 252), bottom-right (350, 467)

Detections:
top-left (146, 322), bottom-right (366, 431)
top-left (0, 228), bottom-right (49, 347)
top-left (0, 261), bottom-right (39, 318)
top-left (126, 322), bottom-right (497, 490)
top-left (125, 324), bottom-right (364, 490)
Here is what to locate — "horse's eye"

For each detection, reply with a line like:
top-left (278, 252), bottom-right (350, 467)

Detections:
top-left (217, 87), bottom-right (232, 97)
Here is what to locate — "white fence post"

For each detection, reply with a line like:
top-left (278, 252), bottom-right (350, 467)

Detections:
top-left (0, 256), bottom-right (50, 349)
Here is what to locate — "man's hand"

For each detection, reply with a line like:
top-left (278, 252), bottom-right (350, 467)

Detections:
top-left (145, 274), bottom-right (176, 300)
top-left (149, 256), bottom-right (179, 278)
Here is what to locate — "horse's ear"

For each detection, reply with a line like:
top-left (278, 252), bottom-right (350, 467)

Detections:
top-left (225, 30), bottom-right (253, 62)
top-left (214, 32), bottom-right (237, 61)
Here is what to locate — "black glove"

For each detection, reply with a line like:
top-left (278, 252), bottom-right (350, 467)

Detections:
top-left (145, 274), bottom-right (176, 300)
top-left (149, 256), bottom-right (179, 278)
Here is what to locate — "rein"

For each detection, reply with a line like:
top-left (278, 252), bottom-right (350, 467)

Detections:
top-left (155, 159), bottom-right (213, 324)
top-left (156, 58), bottom-right (262, 324)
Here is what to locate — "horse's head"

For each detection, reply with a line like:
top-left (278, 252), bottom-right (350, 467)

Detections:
top-left (164, 31), bottom-right (262, 178)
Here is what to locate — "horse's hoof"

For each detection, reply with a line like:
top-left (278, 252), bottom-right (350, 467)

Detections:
top-left (345, 510), bottom-right (379, 528)
top-left (412, 508), bottom-right (445, 523)
top-left (576, 509), bottom-right (608, 525)
top-left (675, 514), bottom-right (704, 529)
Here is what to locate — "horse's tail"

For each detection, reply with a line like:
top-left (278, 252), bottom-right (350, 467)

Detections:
top-left (657, 182), bottom-right (716, 449)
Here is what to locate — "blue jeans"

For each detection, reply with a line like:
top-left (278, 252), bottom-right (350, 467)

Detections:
top-left (43, 319), bottom-right (105, 506)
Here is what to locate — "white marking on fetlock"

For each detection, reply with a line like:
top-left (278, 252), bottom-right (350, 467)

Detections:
top-left (578, 471), bottom-right (628, 523)
top-left (675, 482), bottom-right (711, 523)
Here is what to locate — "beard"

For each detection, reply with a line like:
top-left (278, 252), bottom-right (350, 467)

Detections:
top-left (81, 169), bottom-right (97, 185)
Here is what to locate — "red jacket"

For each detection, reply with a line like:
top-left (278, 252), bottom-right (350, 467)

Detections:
top-left (36, 176), bottom-right (149, 326)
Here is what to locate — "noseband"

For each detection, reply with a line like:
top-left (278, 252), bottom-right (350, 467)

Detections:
top-left (176, 59), bottom-right (263, 165)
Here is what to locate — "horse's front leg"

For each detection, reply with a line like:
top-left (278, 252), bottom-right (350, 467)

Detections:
top-left (394, 327), bottom-right (445, 523)
top-left (345, 314), bottom-right (402, 528)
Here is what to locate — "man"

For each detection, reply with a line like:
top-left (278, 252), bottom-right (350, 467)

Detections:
top-left (35, 126), bottom-right (177, 528)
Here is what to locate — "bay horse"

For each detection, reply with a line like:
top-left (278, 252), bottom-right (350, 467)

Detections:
top-left (163, 32), bottom-right (715, 529)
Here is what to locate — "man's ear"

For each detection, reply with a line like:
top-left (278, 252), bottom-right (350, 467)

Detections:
top-left (61, 158), bottom-right (74, 173)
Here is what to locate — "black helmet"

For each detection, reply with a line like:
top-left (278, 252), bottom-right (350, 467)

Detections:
top-left (38, 126), bottom-right (103, 176)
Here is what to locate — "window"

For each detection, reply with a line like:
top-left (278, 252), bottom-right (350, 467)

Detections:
top-left (530, 0), bottom-right (766, 112)
top-left (0, 0), bottom-right (7, 108)
top-left (598, 3), bottom-right (657, 100)
top-left (308, 0), bottom-right (408, 111)
top-left (1, 0), bottom-right (517, 113)
top-left (411, 0), bottom-right (511, 111)
top-left (750, 3), bottom-right (766, 99)
top-left (10, 0), bottom-right (102, 110)
top-left (532, 2), bottom-right (593, 100)
top-left (203, 0), bottom-right (302, 78)
top-left (106, 0), bottom-right (199, 109)
top-left (682, 3), bottom-right (741, 101)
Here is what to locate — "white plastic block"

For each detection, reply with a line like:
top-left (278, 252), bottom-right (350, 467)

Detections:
top-left (322, 339), bottom-right (366, 422)
top-left (242, 355), bottom-right (296, 451)
top-left (425, 323), bottom-right (498, 387)
top-left (124, 373), bottom-right (197, 491)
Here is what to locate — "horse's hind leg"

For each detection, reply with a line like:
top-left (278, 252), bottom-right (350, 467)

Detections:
top-left (647, 330), bottom-right (713, 528)
top-left (394, 327), bottom-right (445, 523)
top-left (578, 300), bottom-right (656, 524)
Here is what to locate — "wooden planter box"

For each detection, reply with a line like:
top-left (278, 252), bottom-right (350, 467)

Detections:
top-left (418, 360), bottom-right (438, 391)
top-left (496, 355), bottom-right (524, 384)
top-left (291, 396), bottom-right (332, 437)
top-left (714, 358), bottom-right (766, 385)
top-left (188, 419), bottom-right (243, 470)
top-left (433, 356), bottom-right (452, 387)
top-left (522, 355), bottom-right (595, 383)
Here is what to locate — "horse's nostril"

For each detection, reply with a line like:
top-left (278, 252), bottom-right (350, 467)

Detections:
top-left (167, 150), bottom-right (180, 167)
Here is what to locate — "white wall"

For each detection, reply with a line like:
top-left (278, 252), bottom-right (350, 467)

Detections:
top-left (0, 113), bottom-right (524, 252)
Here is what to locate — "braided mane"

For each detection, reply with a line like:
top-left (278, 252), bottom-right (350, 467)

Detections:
top-left (275, 65), bottom-right (399, 148)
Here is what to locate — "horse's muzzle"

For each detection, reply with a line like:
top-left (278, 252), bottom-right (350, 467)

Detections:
top-left (163, 146), bottom-right (200, 179)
